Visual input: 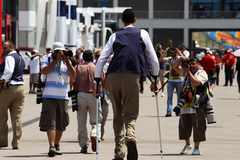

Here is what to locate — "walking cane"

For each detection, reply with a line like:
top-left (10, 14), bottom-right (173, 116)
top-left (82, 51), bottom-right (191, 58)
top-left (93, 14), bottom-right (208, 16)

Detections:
top-left (152, 76), bottom-right (163, 160)
top-left (94, 78), bottom-right (101, 160)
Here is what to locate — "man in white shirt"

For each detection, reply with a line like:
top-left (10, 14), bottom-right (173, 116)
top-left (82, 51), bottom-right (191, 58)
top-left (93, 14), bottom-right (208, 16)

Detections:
top-left (28, 50), bottom-right (42, 94)
top-left (94, 9), bottom-right (159, 160)
top-left (0, 41), bottom-right (25, 149)
top-left (179, 45), bottom-right (190, 57)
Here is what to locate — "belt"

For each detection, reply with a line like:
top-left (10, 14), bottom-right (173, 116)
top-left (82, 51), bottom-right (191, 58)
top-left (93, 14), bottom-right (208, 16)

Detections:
top-left (10, 84), bottom-right (23, 86)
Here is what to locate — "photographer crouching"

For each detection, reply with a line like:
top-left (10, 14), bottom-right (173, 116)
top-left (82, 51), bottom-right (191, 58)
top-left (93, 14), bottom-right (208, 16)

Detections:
top-left (172, 51), bottom-right (208, 155)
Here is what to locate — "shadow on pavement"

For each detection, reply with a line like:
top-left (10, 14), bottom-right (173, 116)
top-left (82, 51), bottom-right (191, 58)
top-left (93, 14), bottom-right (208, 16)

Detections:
top-left (140, 153), bottom-right (203, 157)
top-left (8, 117), bottom-right (40, 133)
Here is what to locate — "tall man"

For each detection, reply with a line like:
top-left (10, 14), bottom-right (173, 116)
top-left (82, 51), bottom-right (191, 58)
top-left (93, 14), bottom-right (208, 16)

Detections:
top-left (39, 42), bottom-right (76, 157)
top-left (0, 41), bottom-right (25, 149)
top-left (94, 9), bottom-right (159, 160)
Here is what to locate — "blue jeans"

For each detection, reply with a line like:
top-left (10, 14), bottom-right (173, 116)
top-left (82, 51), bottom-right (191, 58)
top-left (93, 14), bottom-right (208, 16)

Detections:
top-left (166, 81), bottom-right (182, 114)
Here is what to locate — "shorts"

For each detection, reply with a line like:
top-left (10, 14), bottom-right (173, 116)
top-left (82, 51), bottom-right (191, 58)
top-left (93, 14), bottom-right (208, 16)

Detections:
top-left (30, 73), bottom-right (39, 83)
top-left (179, 106), bottom-right (206, 142)
top-left (158, 69), bottom-right (166, 82)
top-left (39, 98), bottom-right (69, 131)
top-left (209, 79), bottom-right (215, 85)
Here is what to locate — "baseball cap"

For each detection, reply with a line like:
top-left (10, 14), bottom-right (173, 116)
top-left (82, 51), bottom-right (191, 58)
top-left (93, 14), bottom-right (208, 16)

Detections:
top-left (206, 50), bottom-right (212, 54)
top-left (33, 49), bottom-right (38, 53)
top-left (227, 49), bottom-right (232, 53)
top-left (51, 42), bottom-right (66, 53)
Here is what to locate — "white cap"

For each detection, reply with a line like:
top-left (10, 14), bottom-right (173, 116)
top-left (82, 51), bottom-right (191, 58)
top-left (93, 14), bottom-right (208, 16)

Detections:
top-left (51, 42), bottom-right (66, 53)
top-left (33, 49), bottom-right (39, 53)
top-left (206, 50), bottom-right (212, 54)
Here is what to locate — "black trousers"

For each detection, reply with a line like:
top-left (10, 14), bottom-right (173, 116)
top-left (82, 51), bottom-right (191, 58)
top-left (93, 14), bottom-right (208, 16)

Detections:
top-left (216, 68), bottom-right (220, 85)
top-left (224, 65), bottom-right (233, 85)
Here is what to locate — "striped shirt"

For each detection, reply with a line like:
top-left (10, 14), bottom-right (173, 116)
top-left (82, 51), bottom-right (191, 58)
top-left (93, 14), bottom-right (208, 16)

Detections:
top-left (41, 53), bottom-right (69, 100)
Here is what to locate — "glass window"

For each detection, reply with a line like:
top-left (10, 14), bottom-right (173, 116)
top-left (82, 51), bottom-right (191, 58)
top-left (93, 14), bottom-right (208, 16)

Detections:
top-left (199, 0), bottom-right (213, 3)
top-left (66, 5), bottom-right (69, 19)
top-left (94, 0), bottom-right (109, 7)
top-left (190, 0), bottom-right (197, 3)
top-left (57, 1), bottom-right (66, 17)
top-left (225, 4), bottom-right (231, 11)
top-left (213, 3), bottom-right (220, 10)
top-left (71, 6), bottom-right (76, 20)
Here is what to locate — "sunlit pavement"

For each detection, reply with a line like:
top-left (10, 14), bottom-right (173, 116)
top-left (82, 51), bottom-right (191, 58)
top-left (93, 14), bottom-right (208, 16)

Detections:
top-left (0, 71), bottom-right (239, 160)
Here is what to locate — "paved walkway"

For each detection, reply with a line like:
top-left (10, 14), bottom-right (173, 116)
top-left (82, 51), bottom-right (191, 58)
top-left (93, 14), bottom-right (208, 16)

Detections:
top-left (0, 71), bottom-right (239, 160)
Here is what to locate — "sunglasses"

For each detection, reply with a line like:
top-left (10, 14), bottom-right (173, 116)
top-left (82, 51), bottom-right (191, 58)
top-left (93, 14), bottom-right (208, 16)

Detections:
top-left (95, 55), bottom-right (100, 58)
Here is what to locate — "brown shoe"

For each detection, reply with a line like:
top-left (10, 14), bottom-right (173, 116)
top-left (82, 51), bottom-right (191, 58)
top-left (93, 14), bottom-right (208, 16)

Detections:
top-left (127, 138), bottom-right (138, 160)
top-left (91, 136), bottom-right (96, 152)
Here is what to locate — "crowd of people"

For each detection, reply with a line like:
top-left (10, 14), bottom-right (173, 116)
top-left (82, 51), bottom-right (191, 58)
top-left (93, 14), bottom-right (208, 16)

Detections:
top-left (0, 8), bottom-right (239, 160)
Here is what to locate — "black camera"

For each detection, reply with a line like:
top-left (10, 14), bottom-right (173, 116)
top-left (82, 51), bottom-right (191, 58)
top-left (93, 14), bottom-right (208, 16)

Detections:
top-left (34, 81), bottom-right (45, 104)
top-left (173, 93), bottom-right (189, 116)
top-left (68, 90), bottom-right (78, 112)
top-left (182, 60), bottom-right (191, 68)
top-left (63, 50), bottom-right (73, 57)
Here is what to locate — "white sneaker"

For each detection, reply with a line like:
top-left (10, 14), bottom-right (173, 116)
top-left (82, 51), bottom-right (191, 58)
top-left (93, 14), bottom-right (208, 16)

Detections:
top-left (161, 93), bottom-right (164, 97)
top-left (180, 144), bottom-right (192, 154)
top-left (192, 148), bottom-right (200, 155)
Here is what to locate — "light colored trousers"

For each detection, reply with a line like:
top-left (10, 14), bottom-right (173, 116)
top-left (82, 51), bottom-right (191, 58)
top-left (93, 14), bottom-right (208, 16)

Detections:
top-left (0, 85), bottom-right (25, 148)
top-left (101, 100), bottom-right (109, 138)
top-left (77, 92), bottom-right (102, 148)
top-left (106, 72), bottom-right (140, 159)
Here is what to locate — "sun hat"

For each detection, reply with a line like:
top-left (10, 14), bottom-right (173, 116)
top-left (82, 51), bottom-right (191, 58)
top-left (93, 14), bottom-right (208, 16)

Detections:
top-left (51, 42), bottom-right (66, 53)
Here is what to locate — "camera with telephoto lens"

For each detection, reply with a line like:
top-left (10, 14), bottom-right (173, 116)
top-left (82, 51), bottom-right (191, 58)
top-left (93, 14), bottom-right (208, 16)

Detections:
top-left (68, 89), bottom-right (78, 112)
top-left (206, 100), bottom-right (216, 124)
top-left (182, 60), bottom-right (191, 68)
top-left (63, 50), bottom-right (73, 57)
top-left (173, 93), bottom-right (189, 115)
top-left (34, 81), bottom-right (45, 104)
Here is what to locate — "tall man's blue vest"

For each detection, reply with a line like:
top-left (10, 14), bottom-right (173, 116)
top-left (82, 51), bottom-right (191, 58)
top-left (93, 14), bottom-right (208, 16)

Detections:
top-left (0, 53), bottom-right (25, 82)
top-left (107, 27), bottom-right (150, 76)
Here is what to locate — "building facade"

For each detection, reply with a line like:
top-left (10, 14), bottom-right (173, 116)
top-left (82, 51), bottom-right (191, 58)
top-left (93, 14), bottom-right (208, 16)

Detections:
top-left (79, 0), bottom-right (240, 48)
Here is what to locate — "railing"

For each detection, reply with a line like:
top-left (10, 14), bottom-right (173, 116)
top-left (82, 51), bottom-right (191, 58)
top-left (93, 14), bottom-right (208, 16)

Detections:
top-left (189, 11), bottom-right (240, 19)
top-left (135, 11), bottom-right (149, 19)
top-left (135, 10), bottom-right (240, 19)
top-left (154, 11), bottom-right (184, 19)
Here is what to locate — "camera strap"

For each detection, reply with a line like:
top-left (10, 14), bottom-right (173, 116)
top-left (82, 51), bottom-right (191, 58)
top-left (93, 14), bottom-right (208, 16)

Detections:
top-left (182, 74), bottom-right (195, 100)
top-left (56, 60), bottom-right (62, 74)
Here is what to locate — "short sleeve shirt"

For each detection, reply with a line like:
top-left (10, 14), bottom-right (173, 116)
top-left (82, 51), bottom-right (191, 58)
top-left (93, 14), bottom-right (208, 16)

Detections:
top-left (181, 69), bottom-right (208, 114)
top-left (41, 54), bottom-right (69, 100)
